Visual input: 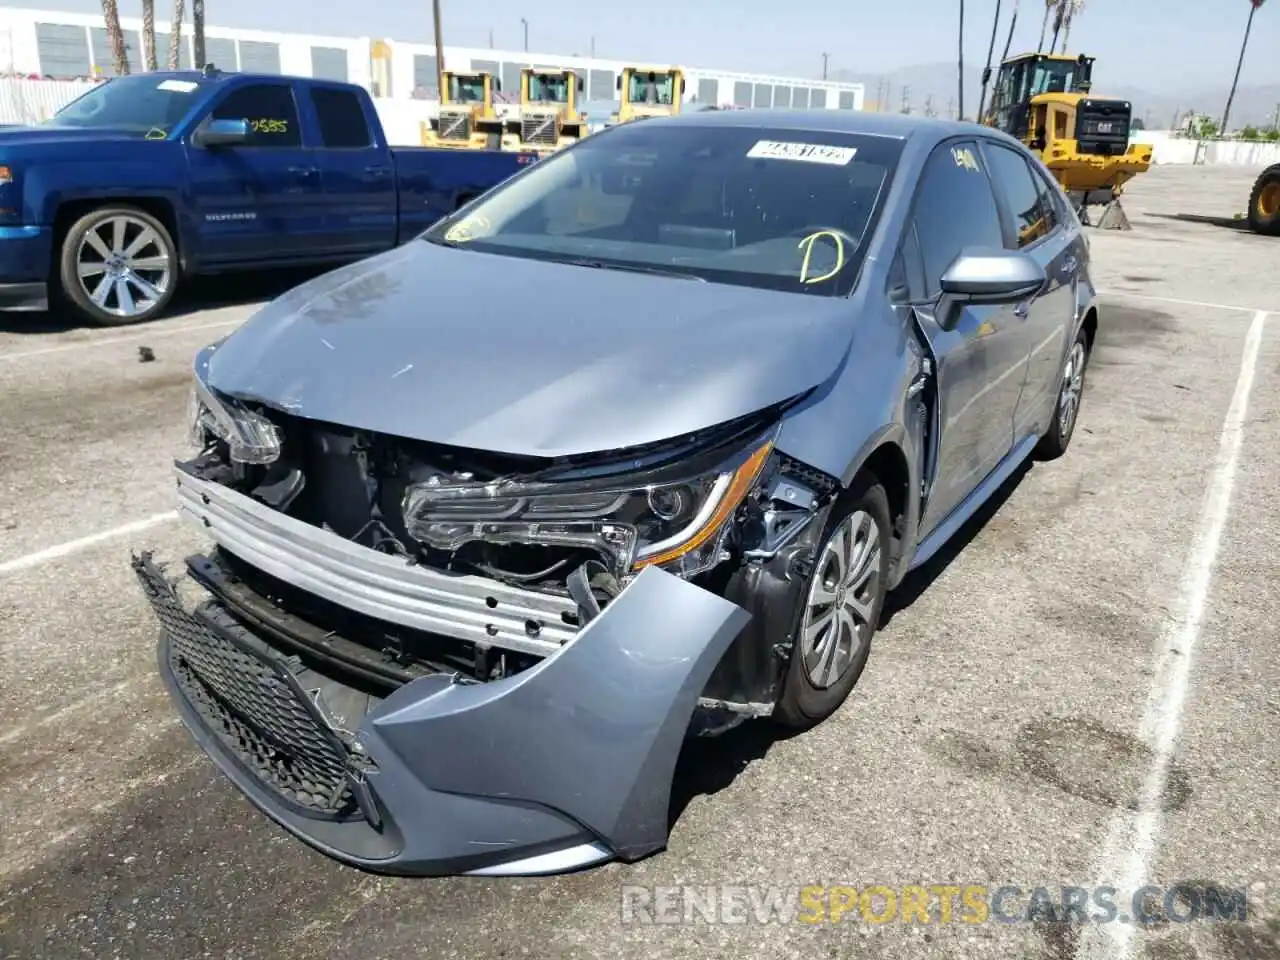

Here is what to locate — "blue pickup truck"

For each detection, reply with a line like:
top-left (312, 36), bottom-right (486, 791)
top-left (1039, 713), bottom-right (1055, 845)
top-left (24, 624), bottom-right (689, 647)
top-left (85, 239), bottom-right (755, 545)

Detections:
top-left (0, 67), bottom-right (537, 325)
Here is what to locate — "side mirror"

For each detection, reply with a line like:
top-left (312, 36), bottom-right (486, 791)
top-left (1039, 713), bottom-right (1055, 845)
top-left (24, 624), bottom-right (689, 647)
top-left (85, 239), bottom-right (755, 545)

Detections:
top-left (578, 77), bottom-right (584, 92)
top-left (495, 77), bottom-right (502, 92)
top-left (935, 248), bottom-right (1046, 331)
top-left (615, 75), bottom-right (622, 91)
top-left (194, 117), bottom-right (249, 148)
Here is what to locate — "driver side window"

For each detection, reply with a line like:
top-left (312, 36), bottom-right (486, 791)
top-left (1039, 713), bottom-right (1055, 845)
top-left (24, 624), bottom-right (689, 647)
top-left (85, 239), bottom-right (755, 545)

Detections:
top-left (208, 83), bottom-right (302, 148)
top-left (903, 140), bottom-right (1005, 301)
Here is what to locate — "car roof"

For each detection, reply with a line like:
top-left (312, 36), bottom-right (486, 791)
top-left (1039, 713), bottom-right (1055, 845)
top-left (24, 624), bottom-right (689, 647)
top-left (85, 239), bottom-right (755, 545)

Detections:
top-left (648, 107), bottom-right (998, 146)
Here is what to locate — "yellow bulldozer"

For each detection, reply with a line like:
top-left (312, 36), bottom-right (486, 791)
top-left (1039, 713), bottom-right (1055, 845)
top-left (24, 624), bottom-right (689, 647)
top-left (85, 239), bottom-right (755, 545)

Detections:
top-left (501, 67), bottom-right (589, 156)
top-left (982, 52), bottom-right (1152, 229)
top-left (610, 66), bottom-right (686, 124)
top-left (421, 70), bottom-right (504, 151)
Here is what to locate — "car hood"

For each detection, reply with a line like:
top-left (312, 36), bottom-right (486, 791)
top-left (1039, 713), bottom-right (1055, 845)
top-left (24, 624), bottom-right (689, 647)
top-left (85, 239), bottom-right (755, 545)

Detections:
top-left (204, 242), bottom-right (856, 458)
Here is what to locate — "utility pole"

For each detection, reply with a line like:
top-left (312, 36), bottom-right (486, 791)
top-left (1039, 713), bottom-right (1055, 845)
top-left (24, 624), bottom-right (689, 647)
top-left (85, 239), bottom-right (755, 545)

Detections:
top-left (1219, 0), bottom-right (1261, 136)
top-left (924, 94), bottom-right (936, 117)
top-left (591, 35), bottom-right (596, 57)
top-left (432, 0), bottom-right (445, 102)
top-left (488, 27), bottom-right (494, 48)
top-left (521, 17), bottom-right (528, 52)
top-left (900, 84), bottom-right (911, 113)
top-left (822, 52), bottom-right (829, 80)
top-left (947, 96), bottom-right (955, 119)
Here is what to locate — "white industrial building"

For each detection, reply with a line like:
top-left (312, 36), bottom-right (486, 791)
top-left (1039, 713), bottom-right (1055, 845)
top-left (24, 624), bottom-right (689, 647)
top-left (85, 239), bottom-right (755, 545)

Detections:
top-left (0, 6), bottom-right (865, 111)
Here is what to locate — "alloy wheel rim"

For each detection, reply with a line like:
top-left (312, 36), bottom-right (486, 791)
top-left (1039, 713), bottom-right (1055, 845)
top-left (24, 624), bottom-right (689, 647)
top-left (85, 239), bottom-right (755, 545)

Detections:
top-left (76, 215), bottom-right (172, 319)
top-left (798, 510), bottom-right (881, 690)
top-left (1058, 342), bottom-right (1086, 438)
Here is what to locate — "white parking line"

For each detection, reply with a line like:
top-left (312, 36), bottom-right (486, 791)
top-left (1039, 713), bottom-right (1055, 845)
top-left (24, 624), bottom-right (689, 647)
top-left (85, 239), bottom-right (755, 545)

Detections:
top-left (1098, 289), bottom-right (1268, 315)
top-left (0, 511), bottom-right (177, 577)
top-left (1075, 309), bottom-right (1268, 960)
top-left (0, 315), bottom-right (246, 364)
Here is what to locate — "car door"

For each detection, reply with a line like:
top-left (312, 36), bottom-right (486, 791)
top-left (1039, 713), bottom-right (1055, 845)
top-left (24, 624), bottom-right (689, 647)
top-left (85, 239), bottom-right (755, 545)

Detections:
top-left (901, 138), bottom-right (1033, 538)
top-left (980, 139), bottom-right (1076, 439)
top-left (184, 80), bottom-right (326, 265)
top-left (301, 83), bottom-right (398, 256)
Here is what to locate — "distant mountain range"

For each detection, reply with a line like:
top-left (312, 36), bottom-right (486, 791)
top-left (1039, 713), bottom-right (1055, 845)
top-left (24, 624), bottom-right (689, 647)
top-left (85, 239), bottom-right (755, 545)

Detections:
top-left (829, 62), bottom-right (1280, 131)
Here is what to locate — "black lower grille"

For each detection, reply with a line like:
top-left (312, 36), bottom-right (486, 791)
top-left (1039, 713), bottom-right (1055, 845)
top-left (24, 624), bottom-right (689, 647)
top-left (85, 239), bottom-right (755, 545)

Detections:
top-left (134, 553), bottom-right (359, 819)
top-left (437, 110), bottom-right (472, 141)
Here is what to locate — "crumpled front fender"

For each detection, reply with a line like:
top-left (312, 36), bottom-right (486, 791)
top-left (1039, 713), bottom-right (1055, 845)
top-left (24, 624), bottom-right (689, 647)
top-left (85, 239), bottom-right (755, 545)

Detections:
top-left (361, 564), bottom-right (751, 867)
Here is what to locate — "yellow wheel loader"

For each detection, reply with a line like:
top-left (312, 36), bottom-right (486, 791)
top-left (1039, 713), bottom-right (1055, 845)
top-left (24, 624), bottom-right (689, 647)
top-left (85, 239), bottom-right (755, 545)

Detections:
top-left (982, 52), bottom-right (1152, 230)
top-left (609, 66), bottom-right (686, 125)
top-left (420, 71), bottom-right (505, 151)
top-left (500, 67), bottom-right (589, 156)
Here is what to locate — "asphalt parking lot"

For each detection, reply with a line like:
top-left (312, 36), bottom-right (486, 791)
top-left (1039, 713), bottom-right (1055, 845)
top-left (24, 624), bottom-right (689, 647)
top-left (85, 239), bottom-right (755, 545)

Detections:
top-left (1, 164), bottom-right (1277, 960)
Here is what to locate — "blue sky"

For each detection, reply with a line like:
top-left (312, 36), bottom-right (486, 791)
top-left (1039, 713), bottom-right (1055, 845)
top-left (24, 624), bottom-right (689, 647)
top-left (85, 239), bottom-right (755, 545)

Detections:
top-left (12, 0), bottom-right (1280, 90)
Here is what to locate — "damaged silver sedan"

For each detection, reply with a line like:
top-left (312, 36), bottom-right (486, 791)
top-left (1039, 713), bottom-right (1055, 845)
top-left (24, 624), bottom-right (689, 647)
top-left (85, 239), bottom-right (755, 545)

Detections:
top-left (134, 109), bottom-right (1099, 877)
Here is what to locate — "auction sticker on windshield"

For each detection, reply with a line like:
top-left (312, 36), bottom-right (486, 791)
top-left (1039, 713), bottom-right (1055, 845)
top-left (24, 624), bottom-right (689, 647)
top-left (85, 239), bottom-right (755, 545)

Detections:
top-left (157, 79), bottom-right (198, 93)
top-left (746, 140), bottom-right (857, 165)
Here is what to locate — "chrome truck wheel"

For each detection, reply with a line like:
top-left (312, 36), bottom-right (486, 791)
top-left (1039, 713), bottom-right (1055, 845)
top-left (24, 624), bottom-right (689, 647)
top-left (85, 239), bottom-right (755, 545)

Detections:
top-left (59, 206), bottom-right (178, 326)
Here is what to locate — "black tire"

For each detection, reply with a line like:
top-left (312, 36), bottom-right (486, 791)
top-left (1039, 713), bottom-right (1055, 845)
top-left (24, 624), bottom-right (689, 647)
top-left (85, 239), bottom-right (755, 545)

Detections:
top-left (773, 476), bottom-right (891, 730)
top-left (58, 204), bottom-right (179, 327)
top-left (1247, 165), bottom-right (1280, 237)
top-left (1036, 325), bottom-right (1090, 460)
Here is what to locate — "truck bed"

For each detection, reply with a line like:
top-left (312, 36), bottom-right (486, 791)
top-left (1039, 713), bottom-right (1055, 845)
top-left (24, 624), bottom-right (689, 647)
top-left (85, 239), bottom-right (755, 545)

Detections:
top-left (391, 147), bottom-right (539, 237)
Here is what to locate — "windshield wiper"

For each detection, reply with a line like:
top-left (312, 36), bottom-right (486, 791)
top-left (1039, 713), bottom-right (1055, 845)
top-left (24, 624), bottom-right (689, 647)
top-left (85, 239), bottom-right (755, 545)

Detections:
top-left (422, 235), bottom-right (465, 249)
top-left (559, 259), bottom-right (706, 281)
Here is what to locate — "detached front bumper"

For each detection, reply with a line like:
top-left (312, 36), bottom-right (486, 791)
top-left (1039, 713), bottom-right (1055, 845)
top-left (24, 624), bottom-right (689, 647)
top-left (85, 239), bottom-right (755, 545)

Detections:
top-left (135, 470), bottom-right (751, 877)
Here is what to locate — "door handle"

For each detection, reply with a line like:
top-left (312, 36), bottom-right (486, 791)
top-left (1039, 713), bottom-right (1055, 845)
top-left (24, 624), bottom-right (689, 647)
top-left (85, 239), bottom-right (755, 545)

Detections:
top-left (1013, 301), bottom-right (1030, 319)
top-left (288, 165), bottom-right (319, 179)
top-left (364, 165), bottom-right (392, 178)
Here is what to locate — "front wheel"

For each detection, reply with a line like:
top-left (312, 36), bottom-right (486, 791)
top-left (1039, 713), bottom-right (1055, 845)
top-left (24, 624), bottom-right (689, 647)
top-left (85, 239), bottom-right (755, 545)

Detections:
top-left (773, 478), bottom-right (891, 730)
top-left (58, 205), bottom-right (178, 326)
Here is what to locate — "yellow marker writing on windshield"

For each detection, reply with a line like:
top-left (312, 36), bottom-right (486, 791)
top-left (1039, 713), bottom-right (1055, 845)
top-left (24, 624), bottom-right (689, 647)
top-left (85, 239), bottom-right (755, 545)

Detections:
top-left (444, 215), bottom-right (490, 243)
top-left (798, 230), bottom-right (846, 284)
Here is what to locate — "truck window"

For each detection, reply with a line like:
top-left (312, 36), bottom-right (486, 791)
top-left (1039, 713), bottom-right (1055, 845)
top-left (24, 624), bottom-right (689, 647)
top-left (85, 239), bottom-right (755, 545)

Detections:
top-left (210, 83), bottom-right (302, 147)
top-left (310, 87), bottom-right (373, 148)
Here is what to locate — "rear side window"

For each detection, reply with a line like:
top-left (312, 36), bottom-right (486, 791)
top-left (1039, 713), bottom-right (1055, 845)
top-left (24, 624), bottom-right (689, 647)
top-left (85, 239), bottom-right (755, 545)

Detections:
top-left (910, 139), bottom-right (1004, 298)
top-left (210, 83), bottom-right (301, 147)
top-left (310, 87), bottom-right (372, 148)
top-left (984, 141), bottom-right (1054, 248)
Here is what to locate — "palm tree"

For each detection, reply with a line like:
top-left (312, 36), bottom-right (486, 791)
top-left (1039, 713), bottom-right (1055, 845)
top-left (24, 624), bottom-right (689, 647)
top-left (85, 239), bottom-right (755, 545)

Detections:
top-left (1058, 0), bottom-right (1084, 52)
top-left (1000, 0), bottom-right (1022, 64)
top-left (192, 0), bottom-right (206, 69)
top-left (977, 0), bottom-right (1003, 122)
top-left (1037, 0), bottom-right (1055, 52)
top-left (100, 0), bottom-right (129, 75)
top-left (141, 0), bottom-right (158, 71)
top-left (1221, 1), bottom-right (1267, 135)
top-left (168, 0), bottom-right (185, 69)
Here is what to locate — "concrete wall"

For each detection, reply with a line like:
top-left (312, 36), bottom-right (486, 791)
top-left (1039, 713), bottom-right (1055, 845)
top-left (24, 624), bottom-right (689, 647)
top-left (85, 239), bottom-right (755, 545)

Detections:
top-left (1133, 130), bottom-right (1280, 167)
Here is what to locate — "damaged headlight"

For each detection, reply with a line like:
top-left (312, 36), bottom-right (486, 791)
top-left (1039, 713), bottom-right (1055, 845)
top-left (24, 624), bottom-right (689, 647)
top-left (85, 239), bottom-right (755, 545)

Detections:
top-left (187, 345), bottom-right (282, 465)
top-left (401, 430), bottom-right (777, 579)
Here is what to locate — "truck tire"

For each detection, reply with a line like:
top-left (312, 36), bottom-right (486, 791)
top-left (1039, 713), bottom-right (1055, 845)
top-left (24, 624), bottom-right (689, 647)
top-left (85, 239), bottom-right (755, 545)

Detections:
top-left (58, 205), bottom-right (179, 326)
top-left (1247, 165), bottom-right (1280, 236)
